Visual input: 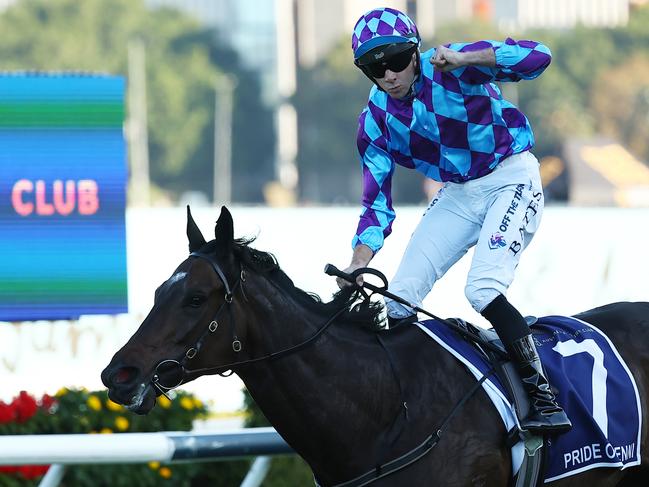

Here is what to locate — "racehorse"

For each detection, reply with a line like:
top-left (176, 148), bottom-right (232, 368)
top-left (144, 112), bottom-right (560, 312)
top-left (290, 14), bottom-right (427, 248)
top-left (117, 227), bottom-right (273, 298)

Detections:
top-left (102, 207), bottom-right (649, 486)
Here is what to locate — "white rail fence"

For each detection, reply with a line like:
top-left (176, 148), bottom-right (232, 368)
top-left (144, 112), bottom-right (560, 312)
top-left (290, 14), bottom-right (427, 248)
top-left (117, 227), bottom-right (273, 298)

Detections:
top-left (0, 427), bottom-right (294, 487)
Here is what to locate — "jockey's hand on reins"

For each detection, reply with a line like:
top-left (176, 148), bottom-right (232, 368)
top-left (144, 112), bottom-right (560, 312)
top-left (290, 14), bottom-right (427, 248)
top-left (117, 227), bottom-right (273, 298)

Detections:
top-left (325, 264), bottom-right (389, 299)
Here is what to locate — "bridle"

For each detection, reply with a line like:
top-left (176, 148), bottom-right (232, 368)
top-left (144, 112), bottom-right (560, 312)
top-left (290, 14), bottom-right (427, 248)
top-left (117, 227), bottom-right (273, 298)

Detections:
top-left (150, 251), bottom-right (348, 398)
top-left (150, 251), bottom-right (241, 397)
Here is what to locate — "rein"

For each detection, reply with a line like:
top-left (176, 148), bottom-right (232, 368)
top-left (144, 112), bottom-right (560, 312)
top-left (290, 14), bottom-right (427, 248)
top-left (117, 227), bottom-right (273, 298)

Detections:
top-left (325, 264), bottom-right (507, 359)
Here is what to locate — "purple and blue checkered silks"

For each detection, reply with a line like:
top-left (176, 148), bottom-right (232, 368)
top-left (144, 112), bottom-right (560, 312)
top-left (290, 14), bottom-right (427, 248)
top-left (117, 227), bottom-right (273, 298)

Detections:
top-left (353, 39), bottom-right (552, 252)
top-left (352, 7), bottom-right (420, 60)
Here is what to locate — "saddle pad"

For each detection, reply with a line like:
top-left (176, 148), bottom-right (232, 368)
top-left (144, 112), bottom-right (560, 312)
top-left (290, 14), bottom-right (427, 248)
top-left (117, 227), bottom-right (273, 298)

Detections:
top-left (417, 315), bottom-right (642, 483)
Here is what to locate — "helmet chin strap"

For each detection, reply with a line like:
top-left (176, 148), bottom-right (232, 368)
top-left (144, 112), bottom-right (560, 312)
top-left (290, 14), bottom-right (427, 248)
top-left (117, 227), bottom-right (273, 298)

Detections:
top-left (403, 50), bottom-right (421, 98)
top-left (403, 73), bottom-right (419, 98)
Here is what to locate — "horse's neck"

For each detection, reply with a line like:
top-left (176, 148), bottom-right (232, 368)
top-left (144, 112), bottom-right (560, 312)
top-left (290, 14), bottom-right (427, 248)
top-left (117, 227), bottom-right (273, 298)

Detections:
top-left (236, 285), bottom-right (402, 475)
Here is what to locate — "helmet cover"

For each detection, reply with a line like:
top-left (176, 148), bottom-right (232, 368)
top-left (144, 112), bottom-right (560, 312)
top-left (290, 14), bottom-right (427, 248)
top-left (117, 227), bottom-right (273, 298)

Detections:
top-left (351, 8), bottom-right (420, 61)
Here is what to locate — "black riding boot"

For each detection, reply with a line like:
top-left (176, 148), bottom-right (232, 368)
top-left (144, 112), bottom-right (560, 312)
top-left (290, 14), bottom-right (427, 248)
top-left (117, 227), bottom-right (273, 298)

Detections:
top-left (482, 294), bottom-right (571, 435)
top-left (511, 334), bottom-right (572, 434)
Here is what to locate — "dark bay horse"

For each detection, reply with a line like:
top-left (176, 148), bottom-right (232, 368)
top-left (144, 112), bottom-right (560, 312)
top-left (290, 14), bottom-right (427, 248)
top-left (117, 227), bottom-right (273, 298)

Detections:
top-left (102, 207), bottom-right (649, 486)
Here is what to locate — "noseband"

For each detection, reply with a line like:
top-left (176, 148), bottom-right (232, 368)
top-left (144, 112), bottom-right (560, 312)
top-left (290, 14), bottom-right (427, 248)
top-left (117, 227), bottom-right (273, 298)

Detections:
top-left (151, 251), bottom-right (348, 399)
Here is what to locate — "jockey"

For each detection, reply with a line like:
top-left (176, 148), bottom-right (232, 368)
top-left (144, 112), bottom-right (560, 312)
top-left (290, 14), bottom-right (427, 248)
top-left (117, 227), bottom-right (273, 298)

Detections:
top-left (338, 7), bottom-right (571, 435)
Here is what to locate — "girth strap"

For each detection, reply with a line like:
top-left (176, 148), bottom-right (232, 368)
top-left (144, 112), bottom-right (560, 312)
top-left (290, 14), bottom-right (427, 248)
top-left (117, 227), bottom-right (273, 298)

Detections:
top-left (315, 367), bottom-right (495, 487)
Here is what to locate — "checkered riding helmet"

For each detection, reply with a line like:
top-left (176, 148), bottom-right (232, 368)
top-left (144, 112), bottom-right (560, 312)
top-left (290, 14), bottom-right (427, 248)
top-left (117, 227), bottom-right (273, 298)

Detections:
top-left (351, 7), bottom-right (421, 62)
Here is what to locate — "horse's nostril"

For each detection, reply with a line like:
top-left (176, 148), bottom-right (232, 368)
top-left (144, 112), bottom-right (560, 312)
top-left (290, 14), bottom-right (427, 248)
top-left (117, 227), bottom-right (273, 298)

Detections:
top-left (112, 367), bottom-right (139, 385)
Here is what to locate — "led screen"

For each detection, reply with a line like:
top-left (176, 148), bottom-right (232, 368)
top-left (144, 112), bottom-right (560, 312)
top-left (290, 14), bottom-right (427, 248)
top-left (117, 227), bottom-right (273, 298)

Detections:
top-left (0, 73), bottom-right (128, 321)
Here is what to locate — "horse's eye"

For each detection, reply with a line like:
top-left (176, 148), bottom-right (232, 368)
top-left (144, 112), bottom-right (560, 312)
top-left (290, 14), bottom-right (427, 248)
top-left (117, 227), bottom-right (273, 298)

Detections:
top-left (186, 295), bottom-right (205, 308)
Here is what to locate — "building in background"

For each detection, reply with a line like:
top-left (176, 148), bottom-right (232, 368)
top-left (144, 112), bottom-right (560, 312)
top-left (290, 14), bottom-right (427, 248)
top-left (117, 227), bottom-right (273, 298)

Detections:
top-left (0, 0), bottom-right (16, 10)
top-left (296, 0), bottom-right (632, 66)
top-left (493, 0), bottom-right (629, 30)
top-left (297, 0), bottom-right (448, 67)
top-left (563, 138), bottom-right (649, 207)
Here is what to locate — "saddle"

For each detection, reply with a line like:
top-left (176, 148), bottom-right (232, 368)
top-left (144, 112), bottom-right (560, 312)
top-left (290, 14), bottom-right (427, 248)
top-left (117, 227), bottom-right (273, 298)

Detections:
top-left (447, 317), bottom-right (545, 487)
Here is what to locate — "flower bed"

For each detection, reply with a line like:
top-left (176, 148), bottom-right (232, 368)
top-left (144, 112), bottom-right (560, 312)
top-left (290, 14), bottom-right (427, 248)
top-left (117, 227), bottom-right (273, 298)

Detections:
top-left (0, 389), bottom-right (248, 487)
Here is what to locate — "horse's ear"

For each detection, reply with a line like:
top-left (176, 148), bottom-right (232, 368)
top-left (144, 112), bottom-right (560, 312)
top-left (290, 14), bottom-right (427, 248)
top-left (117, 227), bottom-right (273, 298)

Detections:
top-left (214, 206), bottom-right (234, 253)
top-left (186, 205), bottom-right (206, 253)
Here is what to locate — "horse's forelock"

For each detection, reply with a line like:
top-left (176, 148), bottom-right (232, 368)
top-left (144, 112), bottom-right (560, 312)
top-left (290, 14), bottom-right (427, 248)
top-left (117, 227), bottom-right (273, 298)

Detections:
top-left (239, 246), bottom-right (278, 273)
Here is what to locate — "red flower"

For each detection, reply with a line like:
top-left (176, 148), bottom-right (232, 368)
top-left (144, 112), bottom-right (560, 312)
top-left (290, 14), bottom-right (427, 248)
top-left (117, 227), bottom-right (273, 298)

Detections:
top-left (40, 394), bottom-right (57, 412)
top-left (0, 465), bottom-right (49, 479)
top-left (0, 401), bottom-right (15, 424)
top-left (19, 465), bottom-right (50, 479)
top-left (13, 391), bottom-right (38, 423)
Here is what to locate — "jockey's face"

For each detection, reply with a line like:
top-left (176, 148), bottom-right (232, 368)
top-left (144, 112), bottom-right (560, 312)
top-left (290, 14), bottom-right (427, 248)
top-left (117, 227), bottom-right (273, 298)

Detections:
top-left (373, 51), bottom-right (417, 100)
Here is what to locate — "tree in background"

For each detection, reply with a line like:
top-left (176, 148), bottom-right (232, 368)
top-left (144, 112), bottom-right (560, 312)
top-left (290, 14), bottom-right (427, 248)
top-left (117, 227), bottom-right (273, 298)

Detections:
top-left (591, 54), bottom-right (649, 162)
top-left (517, 26), bottom-right (616, 159)
top-left (517, 4), bottom-right (649, 163)
top-left (161, 28), bottom-right (276, 202)
top-left (293, 38), bottom-right (368, 205)
top-left (588, 6), bottom-right (649, 164)
top-left (0, 0), bottom-right (274, 203)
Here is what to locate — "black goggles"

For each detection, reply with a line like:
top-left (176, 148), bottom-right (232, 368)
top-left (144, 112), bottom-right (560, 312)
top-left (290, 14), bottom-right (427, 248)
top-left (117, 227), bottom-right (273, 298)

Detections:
top-left (360, 46), bottom-right (416, 79)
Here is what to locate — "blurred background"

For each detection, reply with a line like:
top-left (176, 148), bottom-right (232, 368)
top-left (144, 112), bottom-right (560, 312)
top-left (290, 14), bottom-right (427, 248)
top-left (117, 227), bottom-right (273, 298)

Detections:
top-left (1, 0), bottom-right (649, 444)
top-left (2, 0), bottom-right (649, 208)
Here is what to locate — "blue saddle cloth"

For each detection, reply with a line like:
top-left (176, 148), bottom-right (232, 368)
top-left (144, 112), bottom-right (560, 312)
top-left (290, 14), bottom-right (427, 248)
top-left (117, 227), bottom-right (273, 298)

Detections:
top-left (417, 315), bottom-right (642, 483)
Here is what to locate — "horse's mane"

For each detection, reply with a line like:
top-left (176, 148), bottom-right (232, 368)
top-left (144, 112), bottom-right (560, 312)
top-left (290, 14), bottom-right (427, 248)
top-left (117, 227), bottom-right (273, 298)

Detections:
top-left (207, 238), bottom-right (384, 331)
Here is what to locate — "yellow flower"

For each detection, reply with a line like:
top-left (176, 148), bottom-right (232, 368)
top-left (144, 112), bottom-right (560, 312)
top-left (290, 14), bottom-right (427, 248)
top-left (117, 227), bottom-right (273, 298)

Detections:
top-left (55, 387), bottom-right (68, 397)
top-left (87, 395), bottom-right (102, 411)
top-left (158, 395), bottom-right (171, 409)
top-left (114, 416), bottom-right (129, 431)
top-left (106, 399), bottom-right (124, 412)
top-left (159, 467), bottom-right (172, 479)
top-left (99, 428), bottom-right (113, 434)
top-left (148, 461), bottom-right (160, 470)
top-left (179, 397), bottom-right (194, 410)
top-left (192, 397), bottom-right (203, 409)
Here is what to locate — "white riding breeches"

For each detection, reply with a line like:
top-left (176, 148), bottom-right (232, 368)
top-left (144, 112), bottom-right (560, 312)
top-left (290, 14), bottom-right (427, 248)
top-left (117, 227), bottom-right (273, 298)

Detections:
top-left (386, 151), bottom-right (544, 318)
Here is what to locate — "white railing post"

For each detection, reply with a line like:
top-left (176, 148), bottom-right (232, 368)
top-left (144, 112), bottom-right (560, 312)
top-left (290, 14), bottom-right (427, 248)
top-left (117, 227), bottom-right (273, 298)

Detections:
top-left (38, 464), bottom-right (66, 487)
top-left (240, 456), bottom-right (272, 487)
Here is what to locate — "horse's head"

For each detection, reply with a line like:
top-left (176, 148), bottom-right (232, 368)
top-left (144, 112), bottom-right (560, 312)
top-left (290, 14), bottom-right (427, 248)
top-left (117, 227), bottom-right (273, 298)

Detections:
top-left (101, 206), bottom-right (244, 414)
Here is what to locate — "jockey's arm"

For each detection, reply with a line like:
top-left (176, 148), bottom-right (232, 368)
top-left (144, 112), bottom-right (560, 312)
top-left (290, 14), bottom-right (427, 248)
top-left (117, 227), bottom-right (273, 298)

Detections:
top-left (429, 39), bottom-right (551, 83)
top-left (337, 244), bottom-right (374, 289)
top-left (430, 46), bottom-right (495, 71)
